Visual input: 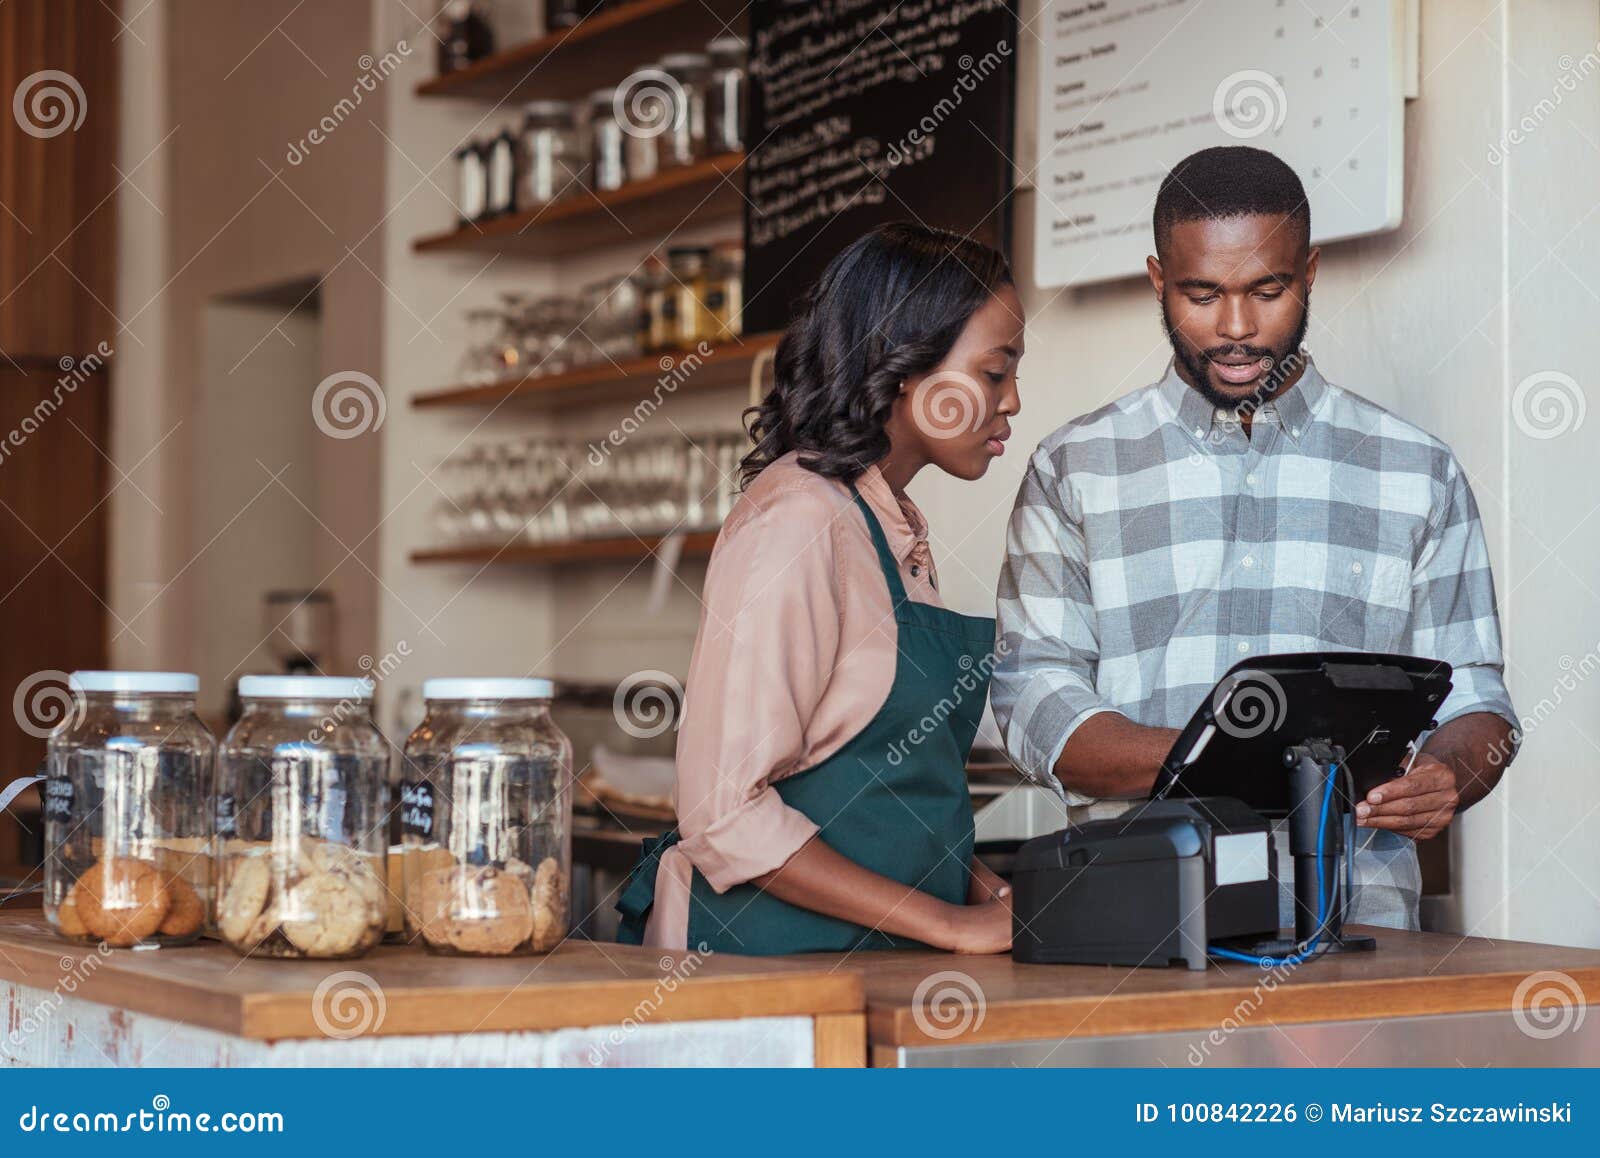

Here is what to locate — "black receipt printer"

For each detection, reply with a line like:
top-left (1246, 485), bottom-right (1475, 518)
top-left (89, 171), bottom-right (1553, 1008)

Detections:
top-left (1010, 796), bottom-right (1278, 971)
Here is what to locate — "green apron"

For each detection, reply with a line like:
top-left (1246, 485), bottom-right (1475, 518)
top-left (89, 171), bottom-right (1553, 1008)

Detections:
top-left (617, 483), bottom-right (995, 954)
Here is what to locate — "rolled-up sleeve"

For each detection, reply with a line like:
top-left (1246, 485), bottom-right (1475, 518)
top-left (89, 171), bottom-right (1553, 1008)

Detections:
top-left (992, 445), bottom-right (1118, 801)
top-left (1411, 458), bottom-right (1518, 743)
top-left (672, 491), bottom-right (833, 893)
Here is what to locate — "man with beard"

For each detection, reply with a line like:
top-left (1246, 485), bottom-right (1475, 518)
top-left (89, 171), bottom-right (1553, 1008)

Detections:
top-left (991, 146), bottom-right (1516, 931)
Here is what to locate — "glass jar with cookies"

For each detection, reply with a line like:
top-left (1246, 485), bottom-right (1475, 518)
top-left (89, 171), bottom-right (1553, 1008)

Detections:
top-left (215, 676), bottom-right (390, 959)
top-left (400, 678), bottom-right (572, 956)
top-left (45, 671), bottom-right (216, 948)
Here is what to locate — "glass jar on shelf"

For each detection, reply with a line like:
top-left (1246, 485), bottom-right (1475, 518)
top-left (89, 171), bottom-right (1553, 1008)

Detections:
top-left (655, 53), bottom-right (709, 169)
top-left (664, 245), bottom-right (714, 348)
top-left (706, 240), bottom-right (744, 343)
top-left (437, 1), bottom-right (495, 75)
top-left (44, 671), bottom-right (215, 948)
top-left (401, 679), bottom-right (572, 956)
top-left (587, 88), bottom-right (627, 193)
top-left (215, 676), bottom-right (389, 959)
top-left (639, 254), bottom-right (671, 353)
top-left (518, 100), bottom-right (581, 209)
top-left (706, 37), bottom-right (747, 154)
top-left (455, 142), bottom-right (488, 225)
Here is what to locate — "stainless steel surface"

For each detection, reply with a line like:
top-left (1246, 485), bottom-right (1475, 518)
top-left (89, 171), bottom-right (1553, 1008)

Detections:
top-left (891, 1009), bottom-right (1600, 1067)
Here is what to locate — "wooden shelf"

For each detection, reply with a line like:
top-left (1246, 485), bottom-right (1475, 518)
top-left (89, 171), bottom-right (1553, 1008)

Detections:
top-left (411, 530), bottom-right (719, 567)
top-left (412, 331), bottom-right (779, 409)
top-left (413, 152), bottom-right (745, 259)
top-left (416, 0), bottom-right (748, 105)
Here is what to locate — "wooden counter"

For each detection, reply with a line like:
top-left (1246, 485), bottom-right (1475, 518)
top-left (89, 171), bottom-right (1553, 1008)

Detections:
top-left (0, 913), bottom-right (863, 1067)
top-left (5, 913), bottom-right (1598, 1068)
top-left (829, 927), bottom-right (1600, 1067)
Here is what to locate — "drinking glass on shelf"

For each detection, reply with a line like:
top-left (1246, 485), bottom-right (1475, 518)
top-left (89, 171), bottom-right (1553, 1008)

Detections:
top-left (460, 307), bottom-right (503, 385)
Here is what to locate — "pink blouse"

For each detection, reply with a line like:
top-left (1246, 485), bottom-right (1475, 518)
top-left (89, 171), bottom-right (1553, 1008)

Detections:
top-left (642, 452), bottom-right (943, 949)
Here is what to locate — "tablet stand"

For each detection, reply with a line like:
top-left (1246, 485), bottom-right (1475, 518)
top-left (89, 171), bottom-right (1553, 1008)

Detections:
top-left (1227, 739), bottom-right (1377, 958)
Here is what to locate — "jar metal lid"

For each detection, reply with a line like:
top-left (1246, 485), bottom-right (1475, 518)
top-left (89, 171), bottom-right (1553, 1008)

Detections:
top-left (70, 670), bottom-right (199, 695)
top-left (238, 675), bottom-right (374, 700)
top-left (423, 677), bottom-right (554, 701)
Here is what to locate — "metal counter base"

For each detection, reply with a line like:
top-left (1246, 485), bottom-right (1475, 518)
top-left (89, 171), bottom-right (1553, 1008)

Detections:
top-left (886, 1008), bottom-right (1600, 1067)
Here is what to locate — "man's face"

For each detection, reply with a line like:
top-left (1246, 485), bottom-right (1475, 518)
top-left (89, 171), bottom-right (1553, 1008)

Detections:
top-left (1147, 214), bottom-right (1318, 411)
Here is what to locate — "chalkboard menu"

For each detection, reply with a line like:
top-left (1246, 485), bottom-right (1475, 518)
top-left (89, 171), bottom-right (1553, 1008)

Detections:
top-left (742, 0), bottom-right (1018, 336)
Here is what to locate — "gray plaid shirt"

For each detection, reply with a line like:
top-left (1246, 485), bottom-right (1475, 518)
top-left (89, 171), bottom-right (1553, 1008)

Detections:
top-left (992, 359), bottom-right (1516, 927)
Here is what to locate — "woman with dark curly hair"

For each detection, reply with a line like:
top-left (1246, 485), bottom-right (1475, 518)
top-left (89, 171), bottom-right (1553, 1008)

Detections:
top-left (617, 222), bottom-right (1023, 955)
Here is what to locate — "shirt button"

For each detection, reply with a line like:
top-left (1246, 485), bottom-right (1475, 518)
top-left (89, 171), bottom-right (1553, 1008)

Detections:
top-left (1350, 561), bottom-right (1363, 575)
top-left (1237, 641), bottom-right (1250, 653)
top-left (910, 566), bottom-right (921, 577)
top-left (1242, 555), bottom-right (1254, 568)
top-left (1188, 453), bottom-right (1202, 466)
top-left (1245, 473), bottom-right (1257, 486)
top-left (1193, 427), bottom-right (1204, 438)
top-left (1292, 427), bottom-right (1301, 437)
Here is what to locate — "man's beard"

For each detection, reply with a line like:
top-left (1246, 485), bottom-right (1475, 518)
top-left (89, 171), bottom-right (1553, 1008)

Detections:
top-left (1162, 295), bottom-right (1311, 414)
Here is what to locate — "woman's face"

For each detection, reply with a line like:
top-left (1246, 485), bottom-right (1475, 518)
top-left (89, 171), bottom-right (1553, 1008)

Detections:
top-left (890, 285), bottom-right (1025, 481)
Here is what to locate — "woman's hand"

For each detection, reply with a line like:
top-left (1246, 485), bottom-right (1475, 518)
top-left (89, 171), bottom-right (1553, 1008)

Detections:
top-left (968, 855), bottom-right (1011, 904)
top-left (942, 895), bottom-right (1014, 955)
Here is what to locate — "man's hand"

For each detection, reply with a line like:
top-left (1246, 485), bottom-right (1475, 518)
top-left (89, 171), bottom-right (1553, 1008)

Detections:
top-left (1356, 755), bottom-right (1460, 840)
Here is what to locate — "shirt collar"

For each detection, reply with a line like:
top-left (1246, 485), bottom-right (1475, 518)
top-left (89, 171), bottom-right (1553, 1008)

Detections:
top-left (1156, 354), bottom-right (1328, 445)
top-left (854, 463), bottom-right (928, 565)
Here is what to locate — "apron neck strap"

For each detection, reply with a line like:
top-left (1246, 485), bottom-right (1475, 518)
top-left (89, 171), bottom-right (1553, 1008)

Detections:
top-left (848, 482), bottom-right (910, 608)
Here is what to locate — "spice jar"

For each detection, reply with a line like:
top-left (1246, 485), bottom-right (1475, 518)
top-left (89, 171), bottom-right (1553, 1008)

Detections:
top-left (484, 127), bottom-right (519, 218)
top-left (588, 88), bottom-right (627, 193)
top-left (545, 0), bottom-right (601, 32)
top-left (401, 679), bottom-right (572, 956)
top-left (655, 53), bottom-right (709, 168)
top-left (456, 141), bottom-right (488, 224)
top-left (437, 1), bottom-right (495, 75)
top-left (640, 254), bottom-right (671, 352)
top-left (706, 37), bottom-right (747, 154)
top-left (216, 676), bottom-right (389, 959)
top-left (664, 245), bottom-right (714, 347)
top-left (706, 240), bottom-right (744, 342)
top-left (44, 672), bottom-right (216, 948)
top-left (518, 100), bottom-right (580, 209)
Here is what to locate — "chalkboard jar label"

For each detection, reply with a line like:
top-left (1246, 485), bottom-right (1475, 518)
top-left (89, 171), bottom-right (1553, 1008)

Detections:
top-left (43, 776), bottom-right (74, 824)
top-left (400, 780), bottom-right (435, 839)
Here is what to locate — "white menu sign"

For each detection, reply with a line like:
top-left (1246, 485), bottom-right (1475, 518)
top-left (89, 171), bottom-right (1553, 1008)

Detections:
top-left (1033, 0), bottom-right (1404, 288)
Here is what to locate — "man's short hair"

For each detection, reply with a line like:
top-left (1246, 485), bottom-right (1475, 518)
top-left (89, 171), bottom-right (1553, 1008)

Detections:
top-left (1152, 146), bottom-right (1311, 258)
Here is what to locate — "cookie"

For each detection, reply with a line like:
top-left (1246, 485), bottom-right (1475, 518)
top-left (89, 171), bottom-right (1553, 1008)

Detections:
top-left (157, 871), bottom-right (205, 938)
top-left (56, 884), bottom-right (89, 938)
top-left (217, 855), bottom-right (271, 947)
top-left (75, 859), bottom-right (171, 947)
top-left (280, 872), bottom-right (372, 957)
top-left (413, 865), bottom-right (458, 946)
top-left (447, 867), bottom-right (533, 955)
top-left (529, 856), bottom-right (567, 951)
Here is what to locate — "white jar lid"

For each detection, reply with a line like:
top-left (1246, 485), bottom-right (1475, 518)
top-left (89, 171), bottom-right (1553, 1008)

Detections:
top-left (70, 670), bottom-right (199, 695)
top-left (423, 677), bottom-right (554, 701)
top-left (238, 675), bottom-right (374, 700)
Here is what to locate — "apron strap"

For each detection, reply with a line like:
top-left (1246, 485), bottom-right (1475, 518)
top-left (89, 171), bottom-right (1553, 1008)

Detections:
top-left (847, 484), bottom-right (909, 609)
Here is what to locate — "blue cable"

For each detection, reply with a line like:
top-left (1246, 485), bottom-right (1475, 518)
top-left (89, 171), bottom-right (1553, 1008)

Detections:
top-left (1208, 763), bottom-right (1337, 967)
